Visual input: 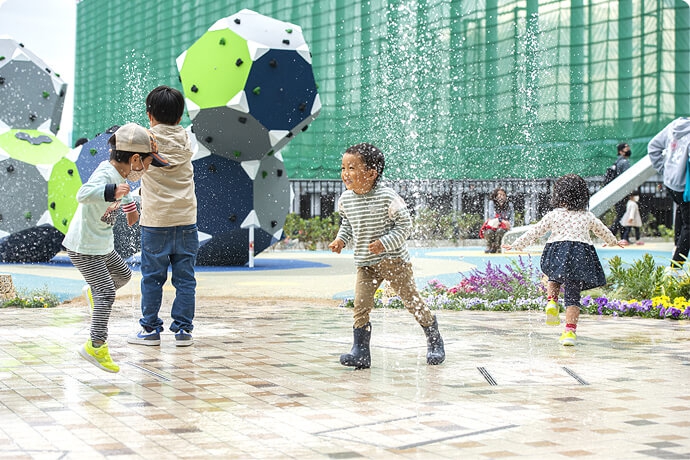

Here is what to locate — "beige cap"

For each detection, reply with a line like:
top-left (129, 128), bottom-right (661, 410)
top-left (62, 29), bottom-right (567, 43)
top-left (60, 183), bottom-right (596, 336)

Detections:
top-left (113, 123), bottom-right (168, 167)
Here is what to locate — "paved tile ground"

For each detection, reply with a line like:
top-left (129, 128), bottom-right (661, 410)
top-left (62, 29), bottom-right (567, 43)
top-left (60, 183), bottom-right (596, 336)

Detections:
top-left (2, 297), bottom-right (690, 459)
top-left (1, 243), bottom-right (689, 459)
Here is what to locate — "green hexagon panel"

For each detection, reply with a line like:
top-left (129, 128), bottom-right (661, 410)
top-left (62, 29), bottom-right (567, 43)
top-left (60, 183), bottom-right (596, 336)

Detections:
top-left (0, 129), bottom-right (67, 165)
top-left (0, 128), bottom-right (68, 239)
top-left (177, 29), bottom-right (252, 110)
top-left (47, 157), bottom-right (82, 235)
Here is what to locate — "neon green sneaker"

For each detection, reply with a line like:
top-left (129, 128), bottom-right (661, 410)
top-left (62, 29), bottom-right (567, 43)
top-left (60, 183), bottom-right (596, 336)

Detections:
top-left (559, 330), bottom-right (576, 346)
top-left (545, 300), bottom-right (560, 326)
top-left (82, 285), bottom-right (94, 312)
top-left (79, 340), bottom-right (120, 373)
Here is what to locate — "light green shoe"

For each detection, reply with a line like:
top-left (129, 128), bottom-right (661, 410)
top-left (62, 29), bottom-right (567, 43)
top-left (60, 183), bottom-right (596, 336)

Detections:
top-left (79, 340), bottom-right (120, 373)
top-left (559, 330), bottom-right (576, 346)
top-left (82, 285), bottom-right (94, 312)
top-left (545, 300), bottom-right (560, 326)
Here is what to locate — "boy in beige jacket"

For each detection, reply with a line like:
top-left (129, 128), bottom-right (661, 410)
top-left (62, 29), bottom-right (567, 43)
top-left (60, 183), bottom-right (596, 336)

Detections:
top-left (128, 85), bottom-right (199, 347)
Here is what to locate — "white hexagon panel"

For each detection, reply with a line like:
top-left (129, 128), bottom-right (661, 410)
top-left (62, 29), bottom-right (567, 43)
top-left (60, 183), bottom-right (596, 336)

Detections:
top-left (177, 9), bottom-right (321, 163)
top-left (0, 36), bottom-right (67, 134)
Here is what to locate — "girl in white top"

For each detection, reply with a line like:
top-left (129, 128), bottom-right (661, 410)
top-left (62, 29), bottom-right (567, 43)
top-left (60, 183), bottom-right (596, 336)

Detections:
top-left (620, 191), bottom-right (643, 245)
top-left (503, 174), bottom-right (625, 346)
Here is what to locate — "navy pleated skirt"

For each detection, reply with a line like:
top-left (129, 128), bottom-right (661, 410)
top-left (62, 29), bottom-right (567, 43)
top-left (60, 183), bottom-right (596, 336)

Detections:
top-left (540, 241), bottom-right (606, 290)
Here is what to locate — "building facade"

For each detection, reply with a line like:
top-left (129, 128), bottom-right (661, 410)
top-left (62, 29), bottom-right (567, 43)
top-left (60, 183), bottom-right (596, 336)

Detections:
top-left (73, 0), bottom-right (685, 227)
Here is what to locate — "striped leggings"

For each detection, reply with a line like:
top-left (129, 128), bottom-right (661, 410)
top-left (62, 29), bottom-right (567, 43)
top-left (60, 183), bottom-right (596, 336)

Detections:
top-left (67, 250), bottom-right (132, 343)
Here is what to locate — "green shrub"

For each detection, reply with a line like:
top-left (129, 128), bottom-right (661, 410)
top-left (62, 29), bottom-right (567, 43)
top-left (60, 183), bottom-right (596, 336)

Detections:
top-left (410, 209), bottom-right (483, 241)
top-left (1, 287), bottom-right (60, 308)
top-left (605, 254), bottom-right (666, 300)
top-left (282, 213), bottom-right (341, 250)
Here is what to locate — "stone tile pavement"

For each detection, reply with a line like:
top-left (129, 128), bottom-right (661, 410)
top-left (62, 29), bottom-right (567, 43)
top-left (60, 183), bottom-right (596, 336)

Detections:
top-left (1, 243), bottom-right (690, 459)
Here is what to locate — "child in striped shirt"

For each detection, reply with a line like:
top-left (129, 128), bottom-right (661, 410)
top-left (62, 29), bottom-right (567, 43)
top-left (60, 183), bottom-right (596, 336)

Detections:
top-left (63, 123), bottom-right (167, 372)
top-left (328, 143), bottom-right (445, 369)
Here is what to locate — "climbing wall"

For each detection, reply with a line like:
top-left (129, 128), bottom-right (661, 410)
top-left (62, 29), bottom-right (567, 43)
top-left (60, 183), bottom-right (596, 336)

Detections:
top-left (0, 37), bottom-right (70, 262)
top-left (177, 9), bottom-right (318, 265)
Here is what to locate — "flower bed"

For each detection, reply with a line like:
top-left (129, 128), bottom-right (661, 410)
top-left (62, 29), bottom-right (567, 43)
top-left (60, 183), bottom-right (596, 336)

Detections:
top-left (339, 254), bottom-right (690, 320)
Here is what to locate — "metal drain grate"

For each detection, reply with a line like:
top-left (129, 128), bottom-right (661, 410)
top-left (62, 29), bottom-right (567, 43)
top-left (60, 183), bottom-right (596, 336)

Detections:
top-left (562, 366), bottom-right (589, 385)
top-left (477, 366), bottom-right (498, 385)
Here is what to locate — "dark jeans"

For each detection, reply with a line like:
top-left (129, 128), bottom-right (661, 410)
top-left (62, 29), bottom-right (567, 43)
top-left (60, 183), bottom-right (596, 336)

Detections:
top-left (609, 199), bottom-right (627, 238)
top-left (140, 224), bottom-right (199, 332)
top-left (668, 188), bottom-right (690, 266)
top-left (621, 226), bottom-right (640, 242)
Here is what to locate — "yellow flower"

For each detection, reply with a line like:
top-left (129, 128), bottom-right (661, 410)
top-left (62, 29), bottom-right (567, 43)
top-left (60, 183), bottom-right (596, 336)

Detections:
top-left (651, 295), bottom-right (670, 308)
top-left (672, 297), bottom-right (690, 309)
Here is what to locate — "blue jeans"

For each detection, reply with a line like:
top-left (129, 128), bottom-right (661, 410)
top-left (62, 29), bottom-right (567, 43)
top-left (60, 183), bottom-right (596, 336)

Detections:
top-left (140, 224), bottom-right (199, 333)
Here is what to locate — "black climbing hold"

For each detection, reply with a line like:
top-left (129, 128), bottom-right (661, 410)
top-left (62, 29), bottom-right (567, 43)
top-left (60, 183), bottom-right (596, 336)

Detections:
top-left (298, 102), bottom-right (306, 111)
top-left (204, 136), bottom-right (213, 143)
top-left (236, 58), bottom-right (243, 66)
top-left (302, 125), bottom-right (309, 132)
top-left (269, 59), bottom-right (277, 68)
top-left (282, 39), bottom-right (290, 45)
top-left (229, 214), bottom-right (237, 222)
top-left (29, 114), bottom-right (37, 121)
top-left (234, 18), bottom-right (241, 24)
top-left (286, 132), bottom-right (294, 138)
top-left (219, 37), bottom-right (226, 45)
top-left (6, 165), bottom-right (14, 173)
top-left (271, 220), bottom-right (278, 227)
top-left (67, 169), bottom-right (74, 175)
top-left (208, 164), bottom-right (217, 173)
top-left (191, 85), bottom-right (198, 93)
top-left (50, 202), bottom-right (56, 209)
top-left (238, 116), bottom-right (247, 124)
top-left (277, 169), bottom-right (283, 177)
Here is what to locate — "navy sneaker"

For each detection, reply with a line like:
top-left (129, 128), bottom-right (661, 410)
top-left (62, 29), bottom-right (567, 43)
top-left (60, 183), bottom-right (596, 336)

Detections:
top-left (175, 330), bottom-right (193, 347)
top-left (127, 328), bottom-right (161, 346)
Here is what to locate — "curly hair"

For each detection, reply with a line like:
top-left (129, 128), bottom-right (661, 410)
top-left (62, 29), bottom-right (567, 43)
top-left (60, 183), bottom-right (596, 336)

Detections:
top-left (344, 143), bottom-right (385, 184)
top-left (550, 174), bottom-right (589, 211)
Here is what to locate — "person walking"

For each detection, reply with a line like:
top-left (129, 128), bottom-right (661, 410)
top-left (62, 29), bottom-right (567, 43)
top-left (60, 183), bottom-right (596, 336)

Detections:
top-left (503, 174), bottom-right (625, 346)
top-left (648, 117), bottom-right (690, 267)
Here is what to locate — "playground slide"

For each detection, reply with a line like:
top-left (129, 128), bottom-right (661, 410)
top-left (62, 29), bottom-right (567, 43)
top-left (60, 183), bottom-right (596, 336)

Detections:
top-left (502, 154), bottom-right (658, 245)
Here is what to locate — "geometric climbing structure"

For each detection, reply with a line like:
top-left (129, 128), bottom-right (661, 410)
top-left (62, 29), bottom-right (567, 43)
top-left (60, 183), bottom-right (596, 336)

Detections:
top-left (176, 10), bottom-right (320, 265)
top-left (0, 37), bottom-right (70, 262)
top-left (190, 131), bottom-right (291, 265)
top-left (0, 36), bottom-right (67, 134)
top-left (177, 9), bottom-right (321, 163)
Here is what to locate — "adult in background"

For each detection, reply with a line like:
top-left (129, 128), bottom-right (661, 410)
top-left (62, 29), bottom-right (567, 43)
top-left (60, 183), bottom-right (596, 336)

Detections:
top-left (608, 142), bottom-right (632, 238)
top-left (483, 187), bottom-right (514, 254)
top-left (648, 117), bottom-right (690, 267)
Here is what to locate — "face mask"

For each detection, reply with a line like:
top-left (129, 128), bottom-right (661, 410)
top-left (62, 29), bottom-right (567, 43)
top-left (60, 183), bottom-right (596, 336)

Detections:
top-left (127, 166), bottom-right (145, 182)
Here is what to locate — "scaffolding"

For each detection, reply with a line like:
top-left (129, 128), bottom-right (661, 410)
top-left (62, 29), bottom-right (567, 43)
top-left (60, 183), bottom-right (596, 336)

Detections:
top-left (74, 0), bottom-right (690, 182)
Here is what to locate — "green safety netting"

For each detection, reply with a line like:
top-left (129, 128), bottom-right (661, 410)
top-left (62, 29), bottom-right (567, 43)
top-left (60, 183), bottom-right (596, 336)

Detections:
top-left (73, 0), bottom-right (690, 180)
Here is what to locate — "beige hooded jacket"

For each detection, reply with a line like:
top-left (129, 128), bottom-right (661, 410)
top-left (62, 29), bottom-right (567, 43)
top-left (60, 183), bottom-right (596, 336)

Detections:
top-left (139, 124), bottom-right (197, 227)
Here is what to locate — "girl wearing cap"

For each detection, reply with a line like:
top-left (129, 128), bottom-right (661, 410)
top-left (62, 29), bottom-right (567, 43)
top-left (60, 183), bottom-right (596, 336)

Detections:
top-left (63, 122), bottom-right (167, 373)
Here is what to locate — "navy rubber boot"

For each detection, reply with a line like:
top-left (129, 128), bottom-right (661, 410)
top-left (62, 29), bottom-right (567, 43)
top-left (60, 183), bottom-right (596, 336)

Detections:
top-left (340, 322), bottom-right (371, 369)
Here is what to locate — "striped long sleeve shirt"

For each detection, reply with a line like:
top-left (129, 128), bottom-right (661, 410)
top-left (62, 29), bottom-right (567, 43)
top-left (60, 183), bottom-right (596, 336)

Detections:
top-left (336, 185), bottom-right (412, 267)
